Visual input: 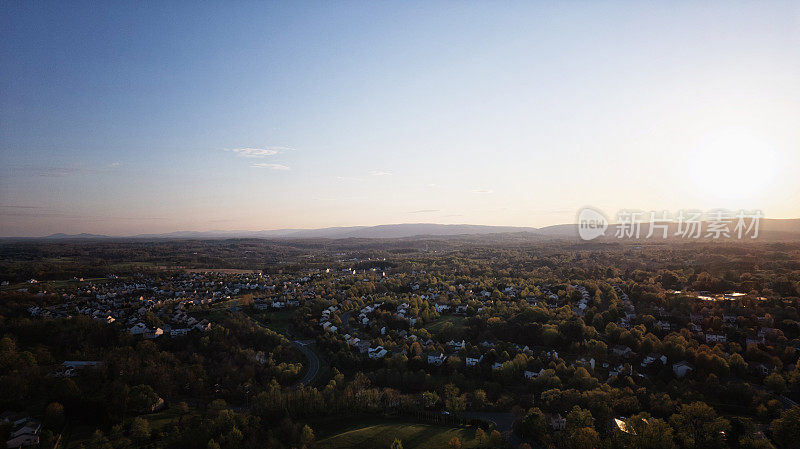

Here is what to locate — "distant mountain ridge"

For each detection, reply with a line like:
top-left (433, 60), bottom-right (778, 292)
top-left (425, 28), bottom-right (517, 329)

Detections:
top-left (20, 218), bottom-right (800, 240)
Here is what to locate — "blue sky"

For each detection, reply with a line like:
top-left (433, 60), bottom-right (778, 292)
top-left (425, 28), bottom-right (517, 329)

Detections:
top-left (1, 1), bottom-right (799, 236)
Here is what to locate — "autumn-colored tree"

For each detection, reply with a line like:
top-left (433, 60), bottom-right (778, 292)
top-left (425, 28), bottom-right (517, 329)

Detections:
top-left (770, 406), bottom-right (800, 449)
top-left (448, 436), bottom-right (462, 449)
top-left (670, 402), bottom-right (730, 449)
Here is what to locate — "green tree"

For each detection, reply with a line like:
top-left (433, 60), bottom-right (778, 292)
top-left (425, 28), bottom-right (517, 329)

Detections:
top-left (129, 417), bottom-right (150, 443)
top-left (616, 413), bottom-right (676, 449)
top-left (566, 406), bottom-right (594, 430)
top-left (475, 428), bottom-right (487, 445)
top-left (489, 430), bottom-right (503, 447)
top-left (44, 402), bottom-right (65, 429)
top-left (669, 402), bottom-right (730, 449)
top-left (765, 372), bottom-right (787, 394)
top-left (128, 384), bottom-right (159, 413)
top-left (300, 425), bottom-right (315, 446)
top-left (521, 407), bottom-right (548, 439)
top-left (770, 406), bottom-right (800, 449)
top-left (566, 427), bottom-right (600, 449)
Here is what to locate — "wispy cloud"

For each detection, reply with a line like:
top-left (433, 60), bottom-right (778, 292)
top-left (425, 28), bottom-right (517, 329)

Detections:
top-left (370, 170), bottom-right (392, 176)
top-left (252, 163), bottom-right (290, 171)
top-left (426, 183), bottom-right (439, 188)
top-left (109, 162), bottom-right (121, 167)
top-left (408, 209), bottom-right (440, 214)
top-left (336, 176), bottom-right (362, 182)
top-left (472, 189), bottom-right (494, 194)
top-left (228, 147), bottom-right (294, 158)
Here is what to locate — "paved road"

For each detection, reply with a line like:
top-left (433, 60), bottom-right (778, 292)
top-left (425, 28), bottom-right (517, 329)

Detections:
top-left (292, 340), bottom-right (320, 386)
top-left (237, 311), bottom-right (322, 387)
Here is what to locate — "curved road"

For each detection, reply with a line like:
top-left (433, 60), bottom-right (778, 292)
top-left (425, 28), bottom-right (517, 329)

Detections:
top-left (292, 340), bottom-right (320, 386)
top-left (238, 311), bottom-right (322, 387)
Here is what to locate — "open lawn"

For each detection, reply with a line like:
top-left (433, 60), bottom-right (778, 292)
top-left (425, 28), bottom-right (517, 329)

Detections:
top-left (143, 406), bottom-right (191, 431)
top-left (315, 419), bottom-right (479, 449)
top-left (423, 315), bottom-right (467, 339)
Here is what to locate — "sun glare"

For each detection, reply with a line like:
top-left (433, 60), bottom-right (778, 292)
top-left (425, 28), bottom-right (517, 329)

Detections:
top-left (689, 127), bottom-right (777, 200)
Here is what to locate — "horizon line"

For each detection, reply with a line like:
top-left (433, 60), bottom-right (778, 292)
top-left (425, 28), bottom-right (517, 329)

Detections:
top-left (2, 217), bottom-right (799, 239)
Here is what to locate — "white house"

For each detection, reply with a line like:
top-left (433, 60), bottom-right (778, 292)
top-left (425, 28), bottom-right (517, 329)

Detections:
top-left (641, 353), bottom-right (667, 367)
top-left (672, 361), bottom-right (694, 378)
top-left (368, 346), bottom-right (388, 359)
top-left (575, 357), bottom-right (596, 370)
top-left (427, 353), bottom-right (446, 366)
top-left (465, 355), bottom-right (482, 367)
top-left (129, 322), bottom-right (148, 335)
top-left (144, 327), bottom-right (163, 339)
top-left (550, 414), bottom-right (566, 430)
top-left (705, 334), bottom-right (727, 343)
top-left (613, 345), bottom-right (633, 357)
top-left (524, 369), bottom-right (544, 379)
top-left (448, 339), bottom-right (465, 351)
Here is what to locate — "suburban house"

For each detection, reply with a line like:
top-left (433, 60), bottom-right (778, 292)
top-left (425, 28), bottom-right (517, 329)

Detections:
top-left (144, 327), bottom-right (164, 339)
top-left (672, 361), bottom-right (694, 378)
top-left (705, 333), bottom-right (727, 343)
top-left (612, 345), bottom-right (633, 357)
top-left (5, 419), bottom-right (41, 448)
top-left (427, 353), bottom-right (447, 366)
top-left (525, 368), bottom-right (545, 379)
top-left (550, 414), bottom-right (566, 430)
top-left (641, 353), bottom-right (667, 367)
top-left (368, 346), bottom-right (388, 359)
top-left (465, 355), bottom-right (483, 367)
top-left (129, 322), bottom-right (147, 335)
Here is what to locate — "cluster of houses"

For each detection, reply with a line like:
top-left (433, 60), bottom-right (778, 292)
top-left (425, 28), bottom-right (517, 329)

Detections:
top-left (307, 278), bottom-right (755, 385)
top-left (24, 272), bottom-right (285, 338)
top-left (1, 413), bottom-right (40, 448)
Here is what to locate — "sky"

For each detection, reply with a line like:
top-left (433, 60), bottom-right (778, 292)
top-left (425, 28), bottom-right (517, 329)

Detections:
top-left (1, 1), bottom-right (799, 237)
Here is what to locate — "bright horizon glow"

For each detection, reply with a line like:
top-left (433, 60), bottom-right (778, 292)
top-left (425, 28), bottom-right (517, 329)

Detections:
top-left (689, 127), bottom-right (778, 200)
top-left (1, 2), bottom-right (799, 237)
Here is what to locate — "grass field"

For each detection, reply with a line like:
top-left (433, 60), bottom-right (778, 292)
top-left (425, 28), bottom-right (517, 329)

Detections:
top-left (315, 419), bottom-right (479, 449)
top-left (143, 406), bottom-right (190, 431)
top-left (423, 315), bottom-right (467, 338)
